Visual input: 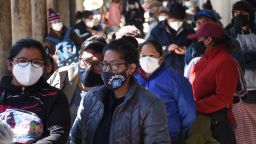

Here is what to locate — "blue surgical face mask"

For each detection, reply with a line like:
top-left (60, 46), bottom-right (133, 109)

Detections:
top-left (78, 64), bottom-right (90, 84)
top-left (101, 72), bottom-right (128, 90)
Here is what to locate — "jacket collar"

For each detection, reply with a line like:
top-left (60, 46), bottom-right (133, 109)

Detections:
top-left (97, 77), bottom-right (139, 107)
top-left (0, 75), bottom-right (49, 96)
top-left (137, 63), bottom-right (167, 80)
top-left (229, 23), bottom-right (256, 36)
top-left (160, 20), bottom-right (192, 36)
top-left (49, 26), bottom-right (67, 39)
top-left (203, 44), bottom-right (226, 60)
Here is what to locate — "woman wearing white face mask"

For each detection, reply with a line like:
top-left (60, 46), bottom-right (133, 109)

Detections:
top-left (0, 39), bottom-right (71, 143)
top-left (134, 40), bottom-right (196, 144)
top-left (73, 10), bottom-right (103, 41)
top-left (44, 8), bottom-right (82, 72)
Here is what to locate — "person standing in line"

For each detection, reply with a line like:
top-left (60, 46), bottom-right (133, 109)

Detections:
top-left (148, 2), bottom-right (195, 74)
top-left (188, 22), bottom-right (238, 144)
top-left (70, 36), bottom-right (170, 144)
top-left (134, 40), bottom-right (196, 144)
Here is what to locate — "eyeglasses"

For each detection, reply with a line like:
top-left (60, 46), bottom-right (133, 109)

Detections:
top-left (99, 61), bottom-right (126, 71)
top-left (80, 58), bottom-right (102, 68)
top-left (12, 58), bottom-right (44, 68)
top-left (80, 58), bottom-right (93, 67)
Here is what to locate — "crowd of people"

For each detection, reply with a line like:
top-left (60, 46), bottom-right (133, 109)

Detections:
top-left (0, 0), bottom-right (256, 144)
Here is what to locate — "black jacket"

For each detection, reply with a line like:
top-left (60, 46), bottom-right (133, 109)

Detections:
top-left (0, 76), bottom-right (71, 144)
top-left (70, 78), bottom-right (171, 144)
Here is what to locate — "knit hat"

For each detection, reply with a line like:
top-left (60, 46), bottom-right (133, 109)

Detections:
top-left (167, 2), bottom-right (186, 20)
top-left (48, 8), bottom-right (60, 23)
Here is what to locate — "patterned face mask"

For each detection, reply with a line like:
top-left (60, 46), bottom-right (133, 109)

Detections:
top-left (101, 72), bottom-right (128, 90)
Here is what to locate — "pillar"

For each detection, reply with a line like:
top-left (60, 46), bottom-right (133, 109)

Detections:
top-left (47, 0), bottom-right (57, 11)
top-left (0, 0), bottom-right (12, 76)
top-left (70, 0), bottom-right (84, 26)
top-left (11, 0), bottom-right (32, 44)
top-left (32, 0), bottom-right (47, 42)
top-left (57, 0), bottom-right (71, 27)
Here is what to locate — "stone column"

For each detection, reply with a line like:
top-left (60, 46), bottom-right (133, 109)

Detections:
top-left (70, 0), bottom-right (84, 26)
top-left (47, 0), bottom-right (57, 11)
top-left (0, 0), bottom-right (12, 76)
top-left (32, 0), bottom-right (47, 42)
top-left (57, 0), bottom-right (71, 27)
top-left (76, 0), bottom-right (84, 11)
top-left (11, 0), bottom-right (32, 44)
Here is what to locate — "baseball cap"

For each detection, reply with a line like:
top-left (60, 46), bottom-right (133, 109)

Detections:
top-left (188, 22), bottom-right (224, 40)
top-left (193, 9), bottom-right (218, 22)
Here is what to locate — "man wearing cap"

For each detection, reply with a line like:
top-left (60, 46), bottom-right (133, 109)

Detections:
top-left (148, 2), bottom-right (194, 74)
top-left (188, 22), bottom-right (238, 144)
top-left (44, 9), bottom-right (82, 72)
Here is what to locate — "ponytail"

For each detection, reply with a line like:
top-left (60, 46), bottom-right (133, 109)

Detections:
top-left (76, 10), bottom-right (94, 20)
top-left (76, 11), bottom-right (83, 19)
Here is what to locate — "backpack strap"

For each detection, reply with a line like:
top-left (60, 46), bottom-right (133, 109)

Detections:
top-left (63, 28), bottom-right (73, 40)
top-left (45, 36), bottom-right (61, 44)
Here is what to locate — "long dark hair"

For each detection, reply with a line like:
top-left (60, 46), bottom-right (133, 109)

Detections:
top-left (76, 10), bottom-right (93, 21)
top-left (139, 40), bottom-right (163, 56)
top-left (212, 33), bottom-right (238, 53)
top-left (8, 39), bottom-right (47, 62)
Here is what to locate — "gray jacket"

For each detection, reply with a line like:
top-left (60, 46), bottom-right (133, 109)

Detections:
top-left (70, 78), bottom-right (171, 144)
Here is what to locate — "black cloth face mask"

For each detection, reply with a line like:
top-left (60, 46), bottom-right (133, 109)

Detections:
top-left (232, 14), bottom-right (250, 27)
top-left (101, 72), bottom-right (128, 91)
top-left (193, 41), bottom-right (207, 55)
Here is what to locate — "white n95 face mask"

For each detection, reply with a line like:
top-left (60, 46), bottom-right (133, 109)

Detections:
top-left (52, 22), bottom-right (63, 31)
top-left (139, 56), bottom-right (160, 74)
top-left (158, 16), bottom-right (167, 21)
top-left (86, 20), bottom-right (95, 28)
top-left (12, 63), bottom-right (43, 86)
top-left (169, 21), bottom-right (183, 31)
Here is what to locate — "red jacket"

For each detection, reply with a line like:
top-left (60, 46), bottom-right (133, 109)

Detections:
top-left (189, 45), bottom-right (238, 114)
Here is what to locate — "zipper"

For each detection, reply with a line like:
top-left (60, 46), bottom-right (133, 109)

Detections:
top-left (109, 108), bottom-right (118, 144)
top-left (21, 87), bottom-right (25, 95)
top-left (109, 104), bottom-right (124, 144)
top-left (90, 102), bottom-right (104, 144)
